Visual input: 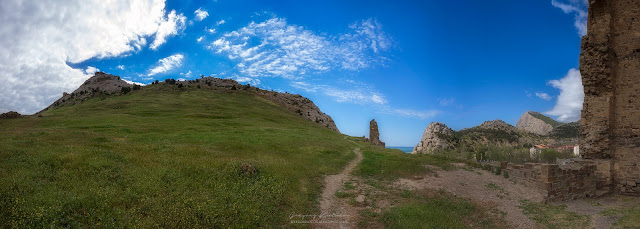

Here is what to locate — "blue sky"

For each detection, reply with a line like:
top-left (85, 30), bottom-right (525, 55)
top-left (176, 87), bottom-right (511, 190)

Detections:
top-left (0, 0), bottom-right (588, 147)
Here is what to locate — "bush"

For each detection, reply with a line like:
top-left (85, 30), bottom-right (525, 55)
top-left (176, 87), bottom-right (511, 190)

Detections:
top-left (494, 166), bottom-right (502, 175)
top-left (132, 84), bottom-right (141, 90)
top-left (503, 171), bottom-right (509, 178)
top-left (540, 149), bottom-right (560, 164)
top-left (121, 87), bottom-right (131, 94)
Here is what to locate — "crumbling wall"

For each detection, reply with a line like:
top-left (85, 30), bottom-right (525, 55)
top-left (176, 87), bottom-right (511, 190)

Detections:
top-left (502, 162), bottom-right (596, 202)
top-left (580, 0), bottom-right (640, 195)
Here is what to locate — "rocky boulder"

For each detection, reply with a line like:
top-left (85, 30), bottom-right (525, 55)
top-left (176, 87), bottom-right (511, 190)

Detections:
top-left (412, 122), bottom-right (453, 154)
top-left (516, 111), bottom-right (558, 135)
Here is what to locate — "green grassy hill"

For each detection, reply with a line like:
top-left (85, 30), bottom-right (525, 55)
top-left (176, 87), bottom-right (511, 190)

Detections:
top-left (0, 84), bottom-right (356, 227)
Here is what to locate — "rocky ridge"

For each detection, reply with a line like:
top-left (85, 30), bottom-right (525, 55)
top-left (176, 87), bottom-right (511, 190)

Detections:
top-left (40, 72), bottom-right (340, 133)
top-left (515, 111), bottom-right (558, 135)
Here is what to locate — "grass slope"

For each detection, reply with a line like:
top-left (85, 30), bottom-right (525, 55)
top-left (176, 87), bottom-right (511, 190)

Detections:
top-left (0, 85), bottom-right (356, 228)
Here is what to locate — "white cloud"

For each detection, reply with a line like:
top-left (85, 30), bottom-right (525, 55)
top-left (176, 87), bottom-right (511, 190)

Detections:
top-left (194, 8), bottom-right (209, 21)
top-left (116, 65), bottom-right (125, 70)
top-left (210, 17), bottom-right (392, 78)
top-left (535, 92), bottom-right (552, 101)
top-left (179, 70), bottom-right (192, 78)
top-left (551, 0), bottom-right (588, 36)
top-left (232, 76), bottom-right (261, 85)
top-left (84, 66), bottom-right (100, 74)
top-left (0, 0), bottom-right (182, 114)
top-left (123, 79), bottom-right (147, 86)
top-left (544, 68), bottom-right (584, 122)
top-left (207, 28), bottom-right (217, 34)
top-left (148, 54), bottom-right (184, 76)
top-left (197, 36), bottom-right (204, 42)
top-left (216, 19), bottom-right (226, 25)
top-left (150, 10), bottom-right (186, 50)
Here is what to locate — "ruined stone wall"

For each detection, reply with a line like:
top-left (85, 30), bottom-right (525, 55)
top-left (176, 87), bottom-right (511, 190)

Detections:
top-left (580, 0), bottom-right (640, 195)
top-left (502, 162), bottom-right (597, 202)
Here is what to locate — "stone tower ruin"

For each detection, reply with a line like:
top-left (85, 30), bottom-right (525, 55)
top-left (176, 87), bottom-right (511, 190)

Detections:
top-left (368, 119), bottom-right (385, 147)
top-left (580, 0), bottom-right (640, 195)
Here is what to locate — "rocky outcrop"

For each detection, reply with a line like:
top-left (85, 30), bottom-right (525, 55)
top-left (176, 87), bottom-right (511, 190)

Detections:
top-left (39, 72), bottom-right (133, 112)
top-left (367, 119), bottom-right (385, 147)
top-left (516, 111), bottom-right (557, 135)
top-left (579, 0), bottom-right (640, 195)
top-left (0, 111), bottom-right (22, 119)
top-left (412, 122), bottom-right (453, 154)
top-left (256, 90), bottom-right (339, 133)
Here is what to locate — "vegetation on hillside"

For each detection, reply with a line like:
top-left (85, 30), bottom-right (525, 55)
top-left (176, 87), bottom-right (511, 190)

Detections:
top-left (0, 84), bottom-right (356, 227)
top-left (528, 111), bottom-right (562, 127)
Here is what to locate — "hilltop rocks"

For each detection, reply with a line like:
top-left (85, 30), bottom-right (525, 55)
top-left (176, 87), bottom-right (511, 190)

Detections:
top-left (40, 72), bottom-right (133, 112)
top-left (412, 122), bottom-right (453, 154)
top-left (516, 111), bottom-right (555, 135)
top-left (0, 111), bottom-right (22, 119)
top-left (367, 119), bottom-right (385, 147)
top-left (257, 91), bottom-right (340, 133)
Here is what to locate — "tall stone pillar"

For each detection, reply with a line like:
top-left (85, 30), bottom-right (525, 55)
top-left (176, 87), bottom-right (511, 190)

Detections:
top-left (368, 119), bottom-right (385, 147)
top-left (580, 0), bottom-right (640, 195)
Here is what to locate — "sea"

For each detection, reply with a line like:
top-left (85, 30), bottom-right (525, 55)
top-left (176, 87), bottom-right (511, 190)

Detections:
top-left (386, 146), bottom-right (414, 153)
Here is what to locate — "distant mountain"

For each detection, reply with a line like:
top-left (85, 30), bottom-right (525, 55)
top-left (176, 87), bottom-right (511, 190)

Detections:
top-left (412, 114), bottom-right (580, 154)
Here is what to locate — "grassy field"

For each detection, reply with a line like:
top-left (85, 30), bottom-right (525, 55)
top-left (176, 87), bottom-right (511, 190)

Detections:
top-left (0, 85), bottom-right (356, 227)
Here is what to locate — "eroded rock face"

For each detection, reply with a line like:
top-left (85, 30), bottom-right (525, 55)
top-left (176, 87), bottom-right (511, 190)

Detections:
top-left (412, 122), bottom-right (453, 154)
top-left (516, 111), bottom-right (554, 135)
top-left (367, 119), bottom-right (385, 147)
top-left (580, 0), bottom-right (640, 195)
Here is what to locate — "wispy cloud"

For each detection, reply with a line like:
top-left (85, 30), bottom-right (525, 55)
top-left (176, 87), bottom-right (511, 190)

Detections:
top-left (290, 80), bottom-right (437, 119)
top-left (535, 92), bottom-right (552, 101)
top-left (116, 65), bottom-right (125, 70)
top-left (197, 36), bottom-right (204, 42)
top-left (380, 108), bottom-right (439, 120)
top-left (216, 19), bottom-right (226, 25)
top-left (150, 10), bottom-right (186, 50)
top-left (84, 66), bottom-right (100, 74)
top-left (148, 54), bottom-right (184, 76)
top-left (551, 0), bottom-right (588, 36)
top-left (194, 8), bottom-right (208, 21)
top-left (544, 68), bottom-right (584, 122)
top-left (291, 81), bottom-right (386, 105)
top-left (210, 17), bottom-right (392, 78)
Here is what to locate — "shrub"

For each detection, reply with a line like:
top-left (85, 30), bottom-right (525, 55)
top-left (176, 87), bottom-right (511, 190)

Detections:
top-left (121, 87), bottom-right (131, 94)
top-left (178, 83), bottom-right (184, 88)
top-left (503, 171), bottom-right (509, 178)
top-left (540, 149), bottom-right (560, 164)
top-left (132, 84), bottom-right (141, 90)
top-left (494, 166), bottom-right (501, 175)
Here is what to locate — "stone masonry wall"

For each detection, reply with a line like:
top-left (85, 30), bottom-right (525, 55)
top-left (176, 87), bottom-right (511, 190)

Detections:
top-left (502, 162), bottom-right (597, 202)
top-left (580, 0), bottom-right (640, 195)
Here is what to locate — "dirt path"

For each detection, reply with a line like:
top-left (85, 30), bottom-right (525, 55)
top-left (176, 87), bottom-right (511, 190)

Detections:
top-left (312, 148), bottom-right (363, 229)
top-left (396, 164), bottom-right (544, 228)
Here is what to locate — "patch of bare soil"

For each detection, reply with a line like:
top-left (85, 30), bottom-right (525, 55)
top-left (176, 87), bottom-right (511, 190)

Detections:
top-left (560, 195), bottom-right (640, 229)
top-left (396, 165), bottom-right (544, 228)
top-left (312, 148), bottom-right (363, 229)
